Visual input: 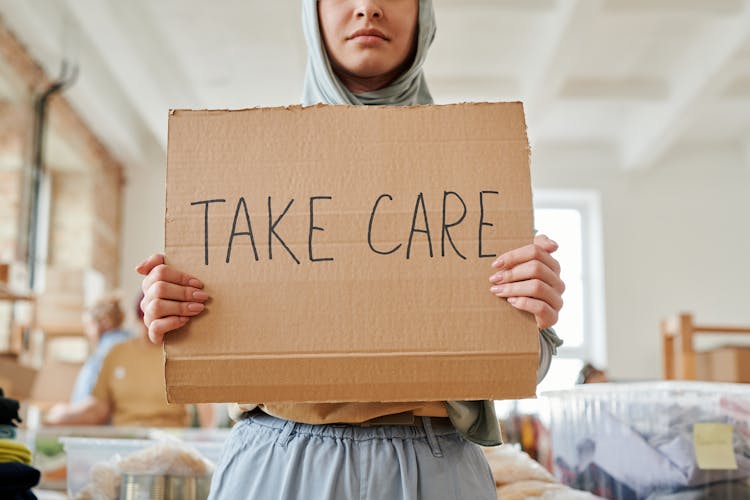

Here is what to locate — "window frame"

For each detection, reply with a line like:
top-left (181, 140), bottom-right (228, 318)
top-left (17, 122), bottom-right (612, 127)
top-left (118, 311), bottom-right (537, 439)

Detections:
top-left (533, 189), bottom-right (607, 368)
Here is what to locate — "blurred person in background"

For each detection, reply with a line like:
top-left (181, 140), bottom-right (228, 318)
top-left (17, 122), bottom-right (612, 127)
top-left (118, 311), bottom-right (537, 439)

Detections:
top-left (45, 296), bottom-right (130, 420)
top-left (70, 296), bottom-right (131, 403)
top-left (45, 293), bottom-right (190, 427)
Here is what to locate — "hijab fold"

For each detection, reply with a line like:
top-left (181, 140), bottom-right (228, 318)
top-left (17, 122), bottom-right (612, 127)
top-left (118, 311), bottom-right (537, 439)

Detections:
top-left (301, 0), bottom-right (436, 106)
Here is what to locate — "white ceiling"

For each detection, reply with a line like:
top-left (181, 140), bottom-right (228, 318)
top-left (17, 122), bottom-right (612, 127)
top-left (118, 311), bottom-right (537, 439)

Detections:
top-left (1, 0), bottom-right (749, 172)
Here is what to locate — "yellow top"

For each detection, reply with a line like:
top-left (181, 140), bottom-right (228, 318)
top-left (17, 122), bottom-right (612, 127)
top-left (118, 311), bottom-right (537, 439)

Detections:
top-left (93, 338), bottom-right (189, 427)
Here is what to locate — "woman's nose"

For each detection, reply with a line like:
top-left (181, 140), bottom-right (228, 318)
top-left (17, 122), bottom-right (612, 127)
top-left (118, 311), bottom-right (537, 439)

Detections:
top-left (356, 1), bottom-right (383, 19)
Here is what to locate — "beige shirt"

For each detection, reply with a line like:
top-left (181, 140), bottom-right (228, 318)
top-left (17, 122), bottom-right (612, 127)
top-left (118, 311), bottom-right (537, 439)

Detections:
top-left (233, 401), bottom-right (448, 424)
top-left (231, 329), bottom-right (562, 429)
top-left (93, 338), bottom-right (189, 427)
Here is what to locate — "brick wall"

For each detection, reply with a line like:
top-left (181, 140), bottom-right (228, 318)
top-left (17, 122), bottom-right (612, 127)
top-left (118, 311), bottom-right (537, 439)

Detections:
top-left (0, 169), bottom-right (21, 261)
top-left (47, 164), bottom-right (122, 286)
top-left (0, 18), bottom-right (125, 357)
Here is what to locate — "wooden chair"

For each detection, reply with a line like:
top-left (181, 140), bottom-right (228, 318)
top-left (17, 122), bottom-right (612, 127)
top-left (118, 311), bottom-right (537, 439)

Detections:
top-left (662, 313), bottom-right (750, 380)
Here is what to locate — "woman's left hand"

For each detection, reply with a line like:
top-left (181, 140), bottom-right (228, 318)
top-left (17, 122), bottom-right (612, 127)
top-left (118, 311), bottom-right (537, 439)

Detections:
top-left (488, 234), bottom-right (565, 329)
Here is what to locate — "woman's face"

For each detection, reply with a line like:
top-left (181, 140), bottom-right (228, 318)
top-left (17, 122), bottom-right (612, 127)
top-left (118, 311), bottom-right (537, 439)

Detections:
top-left (318, 0), bottom-right (418, 86)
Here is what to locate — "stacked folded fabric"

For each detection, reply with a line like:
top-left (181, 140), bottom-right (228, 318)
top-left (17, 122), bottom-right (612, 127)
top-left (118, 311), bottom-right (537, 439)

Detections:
top-left (0, 438), bottom-right (32, 464)
top-left (0, 389), bottom-right (40, 499)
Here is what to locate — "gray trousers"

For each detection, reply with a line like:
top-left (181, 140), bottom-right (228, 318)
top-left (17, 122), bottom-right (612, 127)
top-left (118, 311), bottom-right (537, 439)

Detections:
top-left (208, 412), bottom-right (497, 500)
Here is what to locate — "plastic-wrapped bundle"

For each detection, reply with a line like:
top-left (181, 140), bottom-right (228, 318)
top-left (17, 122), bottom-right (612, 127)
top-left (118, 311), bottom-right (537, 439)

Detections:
top-left (73, 441), bottom-right (214, 500)
top-left (546, 381), bottom-right (750, 499)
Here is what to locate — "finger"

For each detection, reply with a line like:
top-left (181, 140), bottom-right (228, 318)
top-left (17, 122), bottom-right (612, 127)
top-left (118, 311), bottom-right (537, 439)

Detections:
top-left (506, 296), bottom-right (558, 329)
top-left (534, 234), bottom-right (558, 253)
top-left (492, 243), bottom-right (561, 274)
top-left (143, 298), bottom-right (205, 326)
top-left (148, 316), bottom-right (189, 344)
top-left (489, 259), bottom-right (565, 294)
top-left (141, 264), bottom-right (204, 296)
top-left (145, 281), bottom-right (209, 303)
top-left (135, 254), bottom-right (165, 276)
top-left (490, 279), bottom-right (563, 312)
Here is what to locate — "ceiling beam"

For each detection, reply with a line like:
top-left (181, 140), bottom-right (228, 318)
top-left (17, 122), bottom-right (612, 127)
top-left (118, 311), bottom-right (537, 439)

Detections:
top-left (603, 0), bottom-right (744, 15)
top-left (60, 0), bottom-right (202, 150)
top-left (559, 78), bottom-right (668, 100)
top-left (436, 0), bottom-right (557, 10)
top-left (523, 0), bottom-right (602, 124)
top-left (722, 76), bottom-right (750, 98)
top-left (621, 1), bottom-right (750, 170)
top-left (741, 139), bottom-right (750, 168)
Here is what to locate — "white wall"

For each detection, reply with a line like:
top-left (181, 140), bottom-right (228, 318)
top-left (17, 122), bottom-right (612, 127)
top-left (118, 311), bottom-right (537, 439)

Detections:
top-left (118, 147), bottom-right (166, 317)
top-left (531, 142), bottom-right (750, 380)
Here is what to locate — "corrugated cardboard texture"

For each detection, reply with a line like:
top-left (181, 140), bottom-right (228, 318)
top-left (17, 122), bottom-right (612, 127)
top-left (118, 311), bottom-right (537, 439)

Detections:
top-left (165, 103), bottom-right (538, 404)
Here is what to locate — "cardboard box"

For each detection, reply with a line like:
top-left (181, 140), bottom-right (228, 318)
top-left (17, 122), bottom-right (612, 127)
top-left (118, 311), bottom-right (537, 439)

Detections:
top-left (40, 266), bottom-right (106, 303)
top-left (695, 346), bottom-right (750, 383)
top-left (29, 356), bottom-right (83, 403)
top-left (34, 267), bottom-right (107, 336)
top-left (35, 294), bottom-right (86, 336)
top-left (0, 261), bottom-right (28, 290)
top-left (165, 103), bottom-right (538, 404)
top-left (0, 353), bottom-right (38, 399)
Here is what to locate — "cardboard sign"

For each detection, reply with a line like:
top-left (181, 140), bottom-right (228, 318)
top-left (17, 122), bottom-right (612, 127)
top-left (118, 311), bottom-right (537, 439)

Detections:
top-left (164, 103), bottom-right (538, 404)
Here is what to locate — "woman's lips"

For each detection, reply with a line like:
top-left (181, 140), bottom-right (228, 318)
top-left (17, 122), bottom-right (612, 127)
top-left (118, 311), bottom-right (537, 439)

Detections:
top-left (347, 28), bottom-right (389, 44)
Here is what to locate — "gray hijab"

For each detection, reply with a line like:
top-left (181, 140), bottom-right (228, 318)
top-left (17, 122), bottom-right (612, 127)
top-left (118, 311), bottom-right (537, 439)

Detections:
top-left (301, 0), bottom-right (436, 106)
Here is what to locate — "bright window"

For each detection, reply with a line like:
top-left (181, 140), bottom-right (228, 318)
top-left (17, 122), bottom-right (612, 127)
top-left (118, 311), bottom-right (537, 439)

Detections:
top-left (495, 190), bottom-right (606, 417)
top-left (533, 190), bottom-right (607, 394)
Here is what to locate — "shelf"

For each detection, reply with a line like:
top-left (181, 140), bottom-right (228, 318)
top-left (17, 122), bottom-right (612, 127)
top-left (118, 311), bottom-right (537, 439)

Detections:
top-left (0, 283), bottom-right (32, 301)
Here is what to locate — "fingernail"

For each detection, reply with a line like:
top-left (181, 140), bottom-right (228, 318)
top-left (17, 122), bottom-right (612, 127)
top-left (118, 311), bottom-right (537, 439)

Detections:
top-left (179, 316), bottom-right (189, 323)
top-left (187, 303), bottom-right (205, 312)
top-left (490, 271), bottom-right (503, 283)
top-left (490, 285), bottom-right (505, 294)
top-left (192, 290), bottom-right (209, 301)
top-left (507, 297), bottom-right (518, 305)
top-left (492, 258), bottom-right (504, 268)
top-left (189, 278), bottom-right (204, 288)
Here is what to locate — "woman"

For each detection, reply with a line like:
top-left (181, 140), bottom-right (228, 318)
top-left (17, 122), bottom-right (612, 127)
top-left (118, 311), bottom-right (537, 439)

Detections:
top-left (137, 1), bottom-right (564, 498)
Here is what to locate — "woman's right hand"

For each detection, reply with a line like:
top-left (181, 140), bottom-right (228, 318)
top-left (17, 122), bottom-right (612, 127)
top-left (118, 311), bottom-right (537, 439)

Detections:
top-left (135, 254), bottom-right (209, 344)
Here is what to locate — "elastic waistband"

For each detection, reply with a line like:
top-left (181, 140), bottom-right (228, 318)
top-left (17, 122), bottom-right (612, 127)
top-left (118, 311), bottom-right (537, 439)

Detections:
top-left (243, 412), bottom-right (458, 442)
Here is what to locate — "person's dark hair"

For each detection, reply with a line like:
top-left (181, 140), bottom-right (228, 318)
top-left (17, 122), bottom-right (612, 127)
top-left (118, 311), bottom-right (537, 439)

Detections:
top-left (576, 362), bottom-right (606, 384)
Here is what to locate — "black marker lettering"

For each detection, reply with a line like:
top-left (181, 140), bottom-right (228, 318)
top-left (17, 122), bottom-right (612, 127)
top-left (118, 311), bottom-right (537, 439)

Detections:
top-left (441, 191), bottom-right (467, 260)
top-left (226, 196), bottom-right (259, 263)
top-left (368, 194), bottom-right (401, 255)
top-left (308, 196), bottom-right (334, 262)
top-left (406, 192), bottom-right (433, 259)
top-left (479, 190), bottom-right (500, 258)
top-left (190, 199), bottom-right (226, 265)
top-left (268, 196), bottom-right (300, 264)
